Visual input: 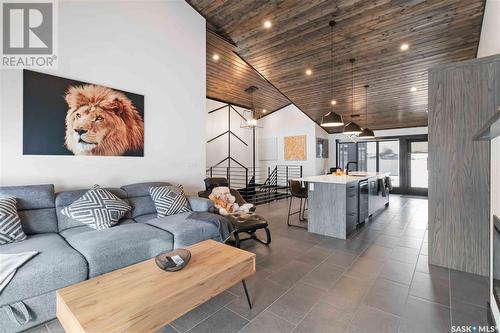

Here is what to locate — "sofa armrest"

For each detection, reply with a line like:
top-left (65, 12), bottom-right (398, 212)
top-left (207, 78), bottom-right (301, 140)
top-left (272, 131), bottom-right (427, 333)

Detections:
top-left (188, 196), bottom-right (214, 213)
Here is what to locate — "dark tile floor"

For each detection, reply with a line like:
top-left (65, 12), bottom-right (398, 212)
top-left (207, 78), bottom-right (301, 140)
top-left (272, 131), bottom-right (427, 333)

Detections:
top-left (30, 196), bottom-right (489, 333)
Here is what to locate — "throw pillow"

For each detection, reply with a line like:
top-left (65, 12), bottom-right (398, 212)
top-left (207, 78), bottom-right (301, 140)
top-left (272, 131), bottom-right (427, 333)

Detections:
top-left (150, 185), bottom-right (192, 217)
top-left (61, 185), bottom-right (131, 230)
top-left (0, 197), bottom-right (27, 245)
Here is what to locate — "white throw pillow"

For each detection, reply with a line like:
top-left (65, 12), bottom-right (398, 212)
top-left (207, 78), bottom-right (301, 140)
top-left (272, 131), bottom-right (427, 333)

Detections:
top-left (150, 185), bottom-right (191, 217)
top-left (0, 197), bottom-right (27, 245)
top-left (61, 186), bottom-right (131, 230)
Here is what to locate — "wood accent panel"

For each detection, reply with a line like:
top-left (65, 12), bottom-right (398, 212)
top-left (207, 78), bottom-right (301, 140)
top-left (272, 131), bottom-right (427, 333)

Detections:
top-left (207, 30), bottom-right (290, 117)
top-left (284, 135), bottom-right (307, 160)
top-left (189, 0), bottom-right (485, 132)
top-left (56, 240), bottom-right (256, 333)
top-left (428, 55), bottom-right (500, 276)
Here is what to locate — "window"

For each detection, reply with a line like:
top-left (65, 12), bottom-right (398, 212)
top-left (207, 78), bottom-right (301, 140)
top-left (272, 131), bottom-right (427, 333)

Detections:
top-left (410, 141), bottom-right (428, 188)
top-left (336, 135), bottom-right (428, 195)
top-left (338, 142), bottom-right (356, 170)
top-left (379, 140), bottom-right (400, 187)
top-left (358, 142), bottom-right (377, 172)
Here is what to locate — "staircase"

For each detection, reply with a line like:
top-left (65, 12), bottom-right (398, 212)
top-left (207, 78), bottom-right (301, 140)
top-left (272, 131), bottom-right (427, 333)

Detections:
top-left (205, 165), bottom-right (302, 205)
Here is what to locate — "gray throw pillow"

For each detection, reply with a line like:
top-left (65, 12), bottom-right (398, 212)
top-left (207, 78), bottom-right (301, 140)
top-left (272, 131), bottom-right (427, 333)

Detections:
top-left (61, 186), bottom-right (131, 230)
top-left (0, 197), bottom-right (27, 245)
top-left (150, 185), bottom-right (191, 217)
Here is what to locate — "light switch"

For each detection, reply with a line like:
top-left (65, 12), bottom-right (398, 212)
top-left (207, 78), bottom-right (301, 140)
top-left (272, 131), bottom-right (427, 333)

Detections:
top-left (309, 183), bottom-right (314, 191)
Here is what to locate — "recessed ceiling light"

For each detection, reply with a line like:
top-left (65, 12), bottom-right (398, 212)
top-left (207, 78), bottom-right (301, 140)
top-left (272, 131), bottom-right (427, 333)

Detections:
top-left (262, 109), bottom-right (267, 113)
top-left (212, 54), bottom-right (220, 61)
top-left (264, 20), bottom-right (272, 29)
top-left (410, 87), bottom-right (417, 92)
top-left (305, 69), bottom-right (312, 76)
top-left (331, 100), bottom-right (337, 105)
top-left (400, 43), bottom-right (409, 51)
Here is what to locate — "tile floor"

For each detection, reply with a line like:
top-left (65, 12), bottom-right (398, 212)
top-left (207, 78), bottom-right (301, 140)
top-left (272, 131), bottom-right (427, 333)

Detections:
top-left (29, 196), bottom-right (489, 333)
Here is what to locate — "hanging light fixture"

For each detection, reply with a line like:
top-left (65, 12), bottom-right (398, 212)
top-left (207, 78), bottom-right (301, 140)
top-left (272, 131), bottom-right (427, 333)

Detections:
top-left (343, 58), bottom-right (362, 137)
top-left (321, 20), bottom-right (344, 128)
top-left (241, 86), bottom-right (262, 129)
top-left (359, 84), bottom-right (375, 139)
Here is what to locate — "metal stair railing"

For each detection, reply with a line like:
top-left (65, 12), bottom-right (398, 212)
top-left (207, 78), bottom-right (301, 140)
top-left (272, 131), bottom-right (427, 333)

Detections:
top-left (205, 165), bottom-right (303, 206)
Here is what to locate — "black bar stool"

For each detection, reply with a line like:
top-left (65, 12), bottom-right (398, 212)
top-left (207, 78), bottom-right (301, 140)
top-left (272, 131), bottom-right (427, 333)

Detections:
top-left (287, 180), bottom-right (308, 229)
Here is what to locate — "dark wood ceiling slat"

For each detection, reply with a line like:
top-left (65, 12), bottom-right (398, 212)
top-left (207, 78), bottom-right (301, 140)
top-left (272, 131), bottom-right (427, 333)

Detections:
top-left (188, 0), bottom-right (485, 133)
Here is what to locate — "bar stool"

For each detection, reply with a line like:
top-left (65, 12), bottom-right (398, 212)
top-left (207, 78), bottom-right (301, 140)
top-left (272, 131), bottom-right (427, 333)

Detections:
top-left (287, 180), bottom-right (308, 229)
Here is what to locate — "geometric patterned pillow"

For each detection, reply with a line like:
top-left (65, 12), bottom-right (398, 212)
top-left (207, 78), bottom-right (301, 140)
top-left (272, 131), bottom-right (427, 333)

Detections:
top-left (61, 185), bottom-right (131, 230)
top-left (0, 197), bottom-right (27, 245)
top-left (149, 185), bottom-right (191, 217)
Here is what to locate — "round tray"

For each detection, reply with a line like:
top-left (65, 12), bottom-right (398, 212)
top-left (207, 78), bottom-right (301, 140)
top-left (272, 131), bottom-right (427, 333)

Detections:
top-left (155, 248), bottom-right (191, 272)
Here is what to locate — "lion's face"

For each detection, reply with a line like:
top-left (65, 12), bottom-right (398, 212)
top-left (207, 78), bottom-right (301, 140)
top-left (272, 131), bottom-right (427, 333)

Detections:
top-left (66, 105), bottom-right (114, 154)
top-left (64, 84), bottom-right (144, 156)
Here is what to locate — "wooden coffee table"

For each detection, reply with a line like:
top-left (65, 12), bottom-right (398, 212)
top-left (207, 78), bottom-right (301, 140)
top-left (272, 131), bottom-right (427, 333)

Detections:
top-left (56, 240), bottom-right (256, 333)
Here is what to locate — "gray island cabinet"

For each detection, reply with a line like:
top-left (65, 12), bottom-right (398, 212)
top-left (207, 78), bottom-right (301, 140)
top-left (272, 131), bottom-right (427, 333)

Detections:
top-left (296, 172), bottom-right (390, 239)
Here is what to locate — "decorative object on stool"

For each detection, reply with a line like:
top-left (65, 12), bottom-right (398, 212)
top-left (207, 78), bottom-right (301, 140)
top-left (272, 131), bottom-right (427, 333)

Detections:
top-left (199, 177), bottom-right (271, 248)
top-left (155, 249), bottom-right (191, 272)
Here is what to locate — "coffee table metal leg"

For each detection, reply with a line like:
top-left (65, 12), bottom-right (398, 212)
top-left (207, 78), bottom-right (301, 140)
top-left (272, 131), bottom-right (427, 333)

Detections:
top-left (242, 280), bottom-right (252, 309)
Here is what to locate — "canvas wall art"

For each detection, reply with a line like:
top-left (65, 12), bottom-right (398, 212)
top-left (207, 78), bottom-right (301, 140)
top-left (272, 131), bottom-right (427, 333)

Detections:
top-left (284, 135), bottom-right (306, 160)
top-left (316, 138), bottom-right (329, 158)
top-left (23, 70), bottom-right (145, 156)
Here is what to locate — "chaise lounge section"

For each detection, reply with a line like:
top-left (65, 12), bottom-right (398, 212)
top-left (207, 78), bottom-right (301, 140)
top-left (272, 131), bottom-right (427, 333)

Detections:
top-left (0, 182), bottom-right (221, 333)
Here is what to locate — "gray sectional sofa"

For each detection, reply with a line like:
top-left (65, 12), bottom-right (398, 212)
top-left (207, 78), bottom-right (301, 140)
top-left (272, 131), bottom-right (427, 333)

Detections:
top-left (0, 182), bottom-right (221, 333)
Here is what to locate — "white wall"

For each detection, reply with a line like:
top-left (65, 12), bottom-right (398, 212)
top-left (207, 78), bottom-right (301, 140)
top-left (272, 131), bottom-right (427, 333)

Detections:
top-left (478, 0), bottom-right (500, 58)
top-left (206, 99), bottom-right (253, 169)
top-left (257, 104), bottom-right (324, 177)
top-left (0, 1), bottom-right (206, 193)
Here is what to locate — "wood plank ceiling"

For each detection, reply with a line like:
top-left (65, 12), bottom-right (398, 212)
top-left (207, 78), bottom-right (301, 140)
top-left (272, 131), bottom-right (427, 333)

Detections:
top-left (188, 0), bottom-right (485, 132)
top-left (207, 30), bottom-right (291, 114)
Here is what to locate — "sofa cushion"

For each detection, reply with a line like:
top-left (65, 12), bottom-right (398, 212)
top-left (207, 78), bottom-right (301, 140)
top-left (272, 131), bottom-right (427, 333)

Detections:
top-left (144, 212), bottom-right (221, 249)
top-left (60, 223), bottom-right (173, 277)
top-left (60, 187), bottom-right (131, 230)
top-left (0, 233), bottom-right (87, 306)
top-left (0, 197), bottom-right (27, 244)
top-left (187, 196), bottom-right (214, 213)
top-left (56, 187), bottom-right (129, 231)
top-left (121, 182), bottom-right (171, 218)
top-left (150, 185), bottom-right (191, 217)
top-left (0, 184), bottom-right (57, 234)
top-left (133, 213), bottom-right (157, 223)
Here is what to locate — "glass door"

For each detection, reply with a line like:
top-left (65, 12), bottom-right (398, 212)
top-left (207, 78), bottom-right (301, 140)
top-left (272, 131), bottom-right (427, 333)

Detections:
top-left (407, 140), bottom-right (428, 195)
top-left (378, 140), bottom-right (400, 189)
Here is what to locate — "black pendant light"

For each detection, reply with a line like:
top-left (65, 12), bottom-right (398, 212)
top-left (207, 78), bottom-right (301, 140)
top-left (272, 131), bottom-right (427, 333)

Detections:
top-left (321, 20), bottom-right (344, 127)
top-left (359, 84), bottom-right (375, 139)
top-left (343, 58), bottom-right (362, 135)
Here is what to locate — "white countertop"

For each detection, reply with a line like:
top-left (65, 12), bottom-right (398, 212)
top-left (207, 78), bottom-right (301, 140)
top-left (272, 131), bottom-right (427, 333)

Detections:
top-left (295, 172), bottom-right (390, 184)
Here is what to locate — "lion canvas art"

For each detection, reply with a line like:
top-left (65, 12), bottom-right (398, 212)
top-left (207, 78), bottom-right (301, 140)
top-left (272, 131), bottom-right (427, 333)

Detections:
top-left (23, 70), bottom-right (145, 156)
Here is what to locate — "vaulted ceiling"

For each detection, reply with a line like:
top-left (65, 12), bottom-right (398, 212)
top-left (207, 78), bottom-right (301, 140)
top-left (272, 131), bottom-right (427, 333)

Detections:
top-left (206, 30), bottom-right (291, 115)
top-left (188, 0), bottom-right (485, 132)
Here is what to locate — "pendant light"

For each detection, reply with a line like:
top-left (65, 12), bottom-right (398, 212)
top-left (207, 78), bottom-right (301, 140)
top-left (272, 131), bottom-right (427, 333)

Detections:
top-left (343, 58), bottom-right (362, 135)
top-left (359, 84), bottom-right (375, 139)
top-left (241, 86), bottom-right (262, 129)
top-left (321, 20), bottom-right (344, 127)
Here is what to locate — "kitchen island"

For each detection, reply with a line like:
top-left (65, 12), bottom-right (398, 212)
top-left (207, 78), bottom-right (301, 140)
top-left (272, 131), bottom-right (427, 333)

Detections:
top-left (295, 172), bottom-right (390, 239)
